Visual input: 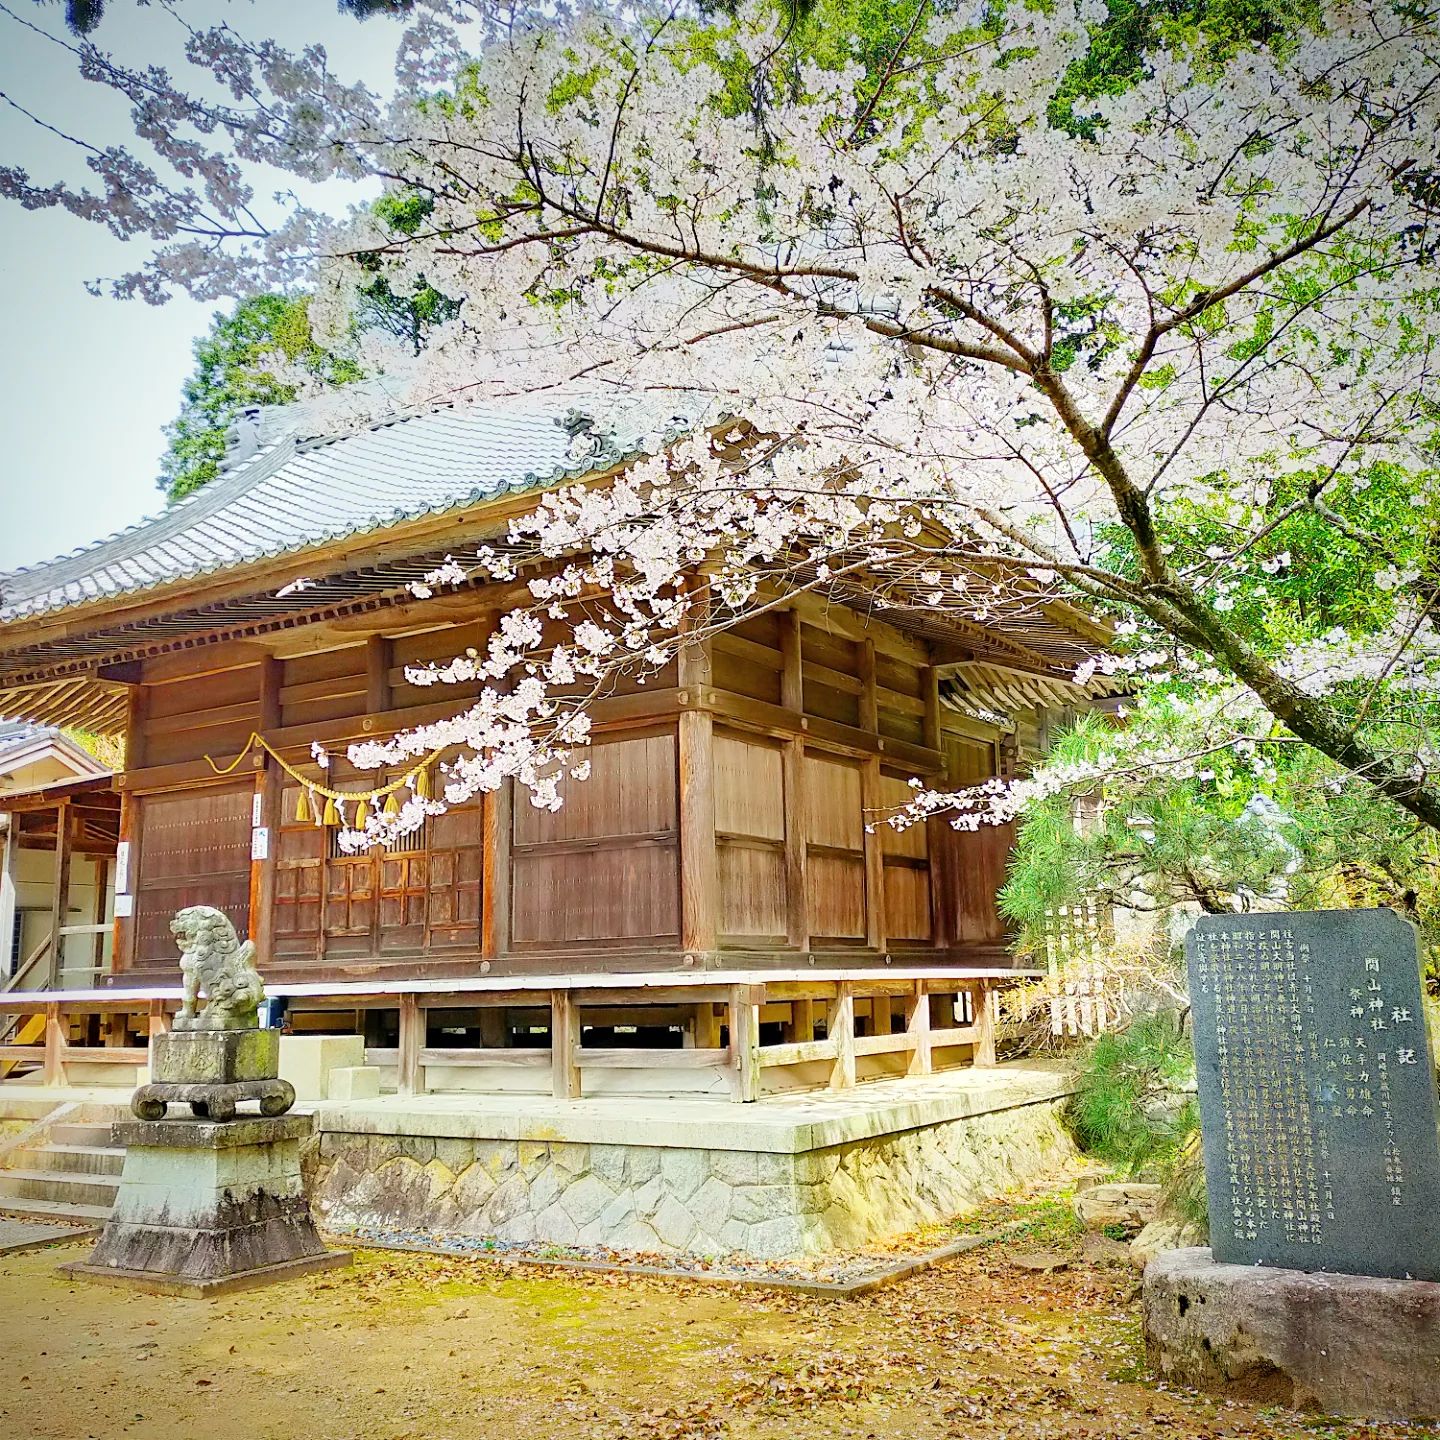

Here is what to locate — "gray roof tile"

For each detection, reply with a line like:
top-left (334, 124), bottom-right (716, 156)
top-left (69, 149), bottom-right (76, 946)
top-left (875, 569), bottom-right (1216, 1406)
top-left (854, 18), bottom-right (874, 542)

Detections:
top-left (0, 397), bottom-right (692, 624)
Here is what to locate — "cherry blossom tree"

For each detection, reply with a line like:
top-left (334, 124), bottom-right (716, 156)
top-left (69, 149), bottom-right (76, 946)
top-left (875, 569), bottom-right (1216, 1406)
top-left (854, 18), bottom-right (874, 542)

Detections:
top-left (6, 0), bottom-right (1440, 840)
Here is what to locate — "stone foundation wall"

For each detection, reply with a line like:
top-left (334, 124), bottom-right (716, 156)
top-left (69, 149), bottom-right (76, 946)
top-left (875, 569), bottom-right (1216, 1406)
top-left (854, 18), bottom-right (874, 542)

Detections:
top-left (311, 1096), bottom-right (1073, 1260)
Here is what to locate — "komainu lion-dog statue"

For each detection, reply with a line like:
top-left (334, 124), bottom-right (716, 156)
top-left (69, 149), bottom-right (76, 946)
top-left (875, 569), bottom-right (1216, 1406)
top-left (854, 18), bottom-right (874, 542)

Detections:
top-left (171, 904), bottom-right (266, 1032)
top-left (130, 905), bottom-right (293, 1121)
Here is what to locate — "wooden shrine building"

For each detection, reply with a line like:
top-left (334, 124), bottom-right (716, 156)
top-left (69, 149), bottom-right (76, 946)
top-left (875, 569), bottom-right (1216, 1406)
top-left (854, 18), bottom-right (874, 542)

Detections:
top-left (0, 398), bottom-right (1111, 1099)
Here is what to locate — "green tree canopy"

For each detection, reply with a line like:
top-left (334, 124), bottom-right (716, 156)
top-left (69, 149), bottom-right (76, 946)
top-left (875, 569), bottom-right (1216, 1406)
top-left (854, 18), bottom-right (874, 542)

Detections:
top-left (158, 293), bottom-right (362, 504)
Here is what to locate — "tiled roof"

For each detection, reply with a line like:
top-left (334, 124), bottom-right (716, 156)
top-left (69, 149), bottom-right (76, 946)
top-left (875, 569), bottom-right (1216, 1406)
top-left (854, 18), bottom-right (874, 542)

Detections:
top-left (0, 397), bottom-right (693, 625)
top-left (0, 721), bottom-right (56, 755)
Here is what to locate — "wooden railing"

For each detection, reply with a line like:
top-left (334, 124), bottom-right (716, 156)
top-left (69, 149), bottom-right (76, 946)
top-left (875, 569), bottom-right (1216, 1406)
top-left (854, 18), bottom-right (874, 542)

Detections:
top-left (0, 967), bottom-right (1021, 1101)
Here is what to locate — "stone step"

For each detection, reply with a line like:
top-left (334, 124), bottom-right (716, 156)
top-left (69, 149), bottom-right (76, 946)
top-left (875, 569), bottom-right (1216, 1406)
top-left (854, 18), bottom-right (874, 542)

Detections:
top-left (50, 1121), bottom-right (122, 1148)
top-left (0, 1096), bottom-right (62, 1123)
top-left (0, 1168), bottom-right (119, 1210)
top-left (22, 1144), bottom-right (125, 1177)
top-left (0, 1194), bottom-right (112, 1224)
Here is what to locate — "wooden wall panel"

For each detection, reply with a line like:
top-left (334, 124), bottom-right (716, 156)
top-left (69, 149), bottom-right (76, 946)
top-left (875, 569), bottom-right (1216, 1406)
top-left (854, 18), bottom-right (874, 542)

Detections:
top-left (802, 756), bottom-right (863, 851)
top-left (884, 865), bottom-right (932, 941)
top-left (728, 612), bottom-right (784, 651)
top-left (714, 732), bottom-right (788, 941)
top-left (279, 646), bottom-right (368, 731)
top-left (874, 652), bottom-right (923, 698)
top-left (877, 710), bottom-right (925, 747)
top-left (800, 624), bottom-right (862, 729)
top-left (930, 818), bottom-right (1014, 945)
top-left (876, 775), bottom-right (927, 860)
top-left (390, 623), bottom-right (486, 709)
top-left (510, 730), bottom-right (679, 948)
top-left (805, 852), bottom-right (866, 940)
top-left (712, 646), bottom-right (782, 704)
top-left (947, 734), bottom-right (999, 783)
top-left (510, 844), bottom-right (678, 944)
top-left (140, 665), bottom-right (262, 767)
top-left (513, 733), bottom-right (677, 845)
top-left (133, 783), bottom-right (253, 964)
top-left (718, 843), bottom-right (787, 939)
top-left (146, 665), bottom-right (260, 718)
top-left (715, 735), bottom-right (784, 841)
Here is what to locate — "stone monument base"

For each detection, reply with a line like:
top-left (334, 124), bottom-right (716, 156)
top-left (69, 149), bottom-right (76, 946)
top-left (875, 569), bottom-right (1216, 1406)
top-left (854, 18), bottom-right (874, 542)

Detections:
top-left (61, 1113), bottom-right (350, 1298)
top-left (1143, 1247), bottom-right (1440, 1421)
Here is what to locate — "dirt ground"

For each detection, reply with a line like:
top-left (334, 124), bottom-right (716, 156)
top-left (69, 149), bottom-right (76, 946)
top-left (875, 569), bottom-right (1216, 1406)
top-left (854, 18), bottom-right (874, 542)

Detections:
top-left (0, 1201), bottom-right (1429, 1440)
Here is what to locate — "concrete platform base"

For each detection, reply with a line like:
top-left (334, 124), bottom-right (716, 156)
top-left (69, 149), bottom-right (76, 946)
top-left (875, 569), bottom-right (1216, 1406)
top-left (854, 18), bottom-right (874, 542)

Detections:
top-left (60, 1249), bottom-right (351, 1298)
top-left (312, 1062), bottom-right (1076, 1260)
top-left (1143, 1247), bottom-right (1440, 1420)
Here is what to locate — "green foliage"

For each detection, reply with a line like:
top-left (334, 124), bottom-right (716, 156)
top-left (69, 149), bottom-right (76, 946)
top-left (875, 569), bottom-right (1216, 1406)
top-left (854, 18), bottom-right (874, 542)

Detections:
top-left (1067, 1013), bottom-right (1196, 1176)
top-left (351, 192), bottom-right (463, 355)
top-left (1001, 705), bottom-right (1440, 966)
top-left (160, 194), bottom-right (460, 502)
top-left (1049, 0), bottom-right (1319, 133)
top-left (158, 294), bottom-right (361, 503)
top-left (952, 1188), bottom-right (1087, 1248)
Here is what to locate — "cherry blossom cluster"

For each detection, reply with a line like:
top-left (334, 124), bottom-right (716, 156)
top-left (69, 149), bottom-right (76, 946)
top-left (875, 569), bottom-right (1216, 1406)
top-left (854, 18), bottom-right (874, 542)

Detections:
top-left (10, 0), bottom-right (1440, 833)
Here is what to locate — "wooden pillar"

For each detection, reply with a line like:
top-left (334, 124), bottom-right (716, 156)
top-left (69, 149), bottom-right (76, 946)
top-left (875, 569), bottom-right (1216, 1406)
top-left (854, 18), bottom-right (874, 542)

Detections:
top-left (249, 655), bottom-right (281, 959)
top-left (550, 989), bottom-right (581, 1099)
top-left (828, 981), bottom-right (856, 1091)
top-left (906, 980), bottom-right (932, 1077)
top-left (779, 609), bottom-right (803, 712)
top-left (48, 802), bottom-right (72, 990)
top-left (678, 579), bottom-right (718, 959)
top-left (728, 984), bottom-right (762, 1102)
top-left (678, 709), bottom-right (719, 958)
top-left (921, 666), bottom-right (942, 753)
top-left (145, 999), bottom-right (169, 1075)
top-left (692, 1001), bottom-right (722, 1049)
top-left (782, 738), bottom-right (808, 951)
top-left (366, 635), bottom-right (391, 714)
top-left (478, 1007), bottom-right (507, 1049)
top-left (783, 996), bottom-right (814, 1044)
top-left (872, 992), bottom-right (894, 1037)
top-left (113, 790), bottom-right (137, 976)
top-left (114, 683), bottom-right (146, 978)
top-left (481, 779), bottom-right (511, 958)
top-left (973, 982), bottom-right (997, 1067)
top-left (780, 609), bottom-right (808, 950)
top-left (42, 1003), bottom-right (65, 1087)
top-left (862, 756), bottom-right (886, 953)
top-left (858, 638), bottom-right (878, 733)
top-left (397, 993), bottom-right (424, 1097)
top-left (89, 856), bottom-right (109, 980)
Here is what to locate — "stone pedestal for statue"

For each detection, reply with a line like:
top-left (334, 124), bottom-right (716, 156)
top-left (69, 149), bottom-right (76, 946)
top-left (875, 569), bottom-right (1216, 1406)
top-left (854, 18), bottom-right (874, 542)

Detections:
top-left (131, 1028), bottom-right (296, 1122)
top-left (1143, 1247), bottom-right (1440, 1421)
top-left (61, 904), bottom-right (349, 1297)
top-left (62, 1113), bottom-right (348, 1297)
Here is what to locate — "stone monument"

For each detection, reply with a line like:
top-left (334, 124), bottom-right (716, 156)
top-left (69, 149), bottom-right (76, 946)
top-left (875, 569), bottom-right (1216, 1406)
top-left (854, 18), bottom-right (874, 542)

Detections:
top-left (1143, 908), bottom-right (1440, 1419)
top-left (62, 906), bottom-right (350, 1297)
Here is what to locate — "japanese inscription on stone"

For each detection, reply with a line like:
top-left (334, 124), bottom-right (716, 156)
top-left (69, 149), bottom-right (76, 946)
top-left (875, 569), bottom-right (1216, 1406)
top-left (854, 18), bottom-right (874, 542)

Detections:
top-left (1186, 908), bottom-right (1440, 1282)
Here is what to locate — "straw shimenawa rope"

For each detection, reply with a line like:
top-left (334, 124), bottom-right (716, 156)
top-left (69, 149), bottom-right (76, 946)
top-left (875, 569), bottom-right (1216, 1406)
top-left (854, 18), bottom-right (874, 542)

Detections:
top-left (205, 732), bottom-right (442, 826)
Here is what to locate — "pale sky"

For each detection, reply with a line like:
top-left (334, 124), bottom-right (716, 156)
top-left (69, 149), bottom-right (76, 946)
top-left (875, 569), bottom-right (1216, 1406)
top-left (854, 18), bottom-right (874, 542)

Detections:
top-left (0, 2), bottom-right (403, 573)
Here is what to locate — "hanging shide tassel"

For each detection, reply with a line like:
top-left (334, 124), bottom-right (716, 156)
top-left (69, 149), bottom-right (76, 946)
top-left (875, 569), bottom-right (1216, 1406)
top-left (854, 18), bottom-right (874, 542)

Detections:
top-left (353, 797), bottom-right (371, 830)
top-left (412, 765), bottom-right (432, 800)
top-left (321, 796), bottom-right (341, 828)
top-left (382, 791), bottom-right (401, 819)
top-left (294, 787), bottom-right (314, 824)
